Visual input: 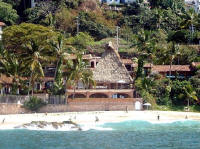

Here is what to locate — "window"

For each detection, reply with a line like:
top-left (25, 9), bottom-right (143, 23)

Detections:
top-left (91, 61), bottom-right (95, 68)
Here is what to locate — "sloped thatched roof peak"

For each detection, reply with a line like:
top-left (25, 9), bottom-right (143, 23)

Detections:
top-left (107, 41), bottom-right (115, 49)
top-left (93, 42), bottom-right (133, 83)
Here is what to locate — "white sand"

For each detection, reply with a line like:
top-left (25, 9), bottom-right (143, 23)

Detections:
top-left (0, 111), bottom-right (200, 129)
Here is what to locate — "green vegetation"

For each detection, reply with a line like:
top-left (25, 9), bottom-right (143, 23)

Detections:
top-left (0, 1), bottom-right (19, 25)
top-left (23, 96), bottom-right (46, 111)
top-left (0, 0), bottom-right (200, 111)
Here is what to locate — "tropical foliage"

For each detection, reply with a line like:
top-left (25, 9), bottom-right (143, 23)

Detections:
top-left (23, 96), bottom-right (46, 111)
top-left (0, 0), bottom-right (200, 110)
top-left (0, 1), bottom-right (19, 25)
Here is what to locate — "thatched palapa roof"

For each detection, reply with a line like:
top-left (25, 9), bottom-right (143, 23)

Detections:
top-left (93, 42), bottom-right (133, 83)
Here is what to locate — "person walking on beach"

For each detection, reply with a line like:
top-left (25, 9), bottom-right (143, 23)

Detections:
top-left (95, 116), bottom-right (99, 122)
top-left (126, 106), bottom-right (128, 113)
top-left (157, 114), bottom-right (160, 121)
top-left (2, 118), bottom-right (5, 124)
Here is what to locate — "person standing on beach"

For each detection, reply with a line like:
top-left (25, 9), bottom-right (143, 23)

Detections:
top-left (95, 116), bottom-right (99, 122)
top-left (157, 114), bottom-right (160, 121)
top-left (2, 118), bottom-right (5, 124)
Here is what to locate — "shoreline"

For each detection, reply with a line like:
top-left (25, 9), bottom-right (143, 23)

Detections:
top-left (1, 111), bottom-right (200, 130)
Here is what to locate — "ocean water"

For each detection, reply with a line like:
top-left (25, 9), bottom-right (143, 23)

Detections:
top-left (1, 120), bottom-right (200, 149)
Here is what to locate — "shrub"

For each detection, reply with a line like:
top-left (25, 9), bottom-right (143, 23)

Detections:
top-left (23, 96), bottom-right (46, 111)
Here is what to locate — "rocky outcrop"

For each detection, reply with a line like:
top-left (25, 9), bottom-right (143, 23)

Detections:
top-left (15, 121), bottom-right (82, 131)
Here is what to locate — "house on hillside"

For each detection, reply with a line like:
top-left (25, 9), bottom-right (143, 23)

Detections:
top-left (0, 22), bottom-right (5, 40)
top-left (100, 0), bottom-right (137, 5)
top-left (30, 0), bottom-right (50, 8)
top-left (121, 59), bottom-right (197, 79)
top-left (185, 0), bottom-right (200, 13)
top-left (67, 42), bottom-right (136, 99)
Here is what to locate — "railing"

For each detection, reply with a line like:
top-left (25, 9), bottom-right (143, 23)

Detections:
top-left (48, 95), bottom-right (66, 104)
top-left (0, 95), bottom-right (29, 104)
top-left (0, 94), bottom-right (66, 105)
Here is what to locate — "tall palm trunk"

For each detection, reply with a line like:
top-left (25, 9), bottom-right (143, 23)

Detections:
top-left (169, 58), bottom-right (172, 77)
top-left (28, 71), bottom-right (33, 97)
top-left (64, 77), bottom-right (67, 104)
top-left (54, 59), bottom-right (60, 82)
top-left (32, 82), bottom-right (34, 97)
top-left (73, 85), bottom-right (76, 99)
top-left (72, 81), bottom-right (78, 99)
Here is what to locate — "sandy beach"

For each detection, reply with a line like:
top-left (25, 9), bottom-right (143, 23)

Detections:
top-left (0, 111), bottom-right (200, 129)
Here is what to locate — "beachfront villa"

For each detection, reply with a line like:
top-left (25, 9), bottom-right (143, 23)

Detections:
top-left (67, 42), bottom-right (135, 99)
top-left (0, 41), bottom-right (199, 96)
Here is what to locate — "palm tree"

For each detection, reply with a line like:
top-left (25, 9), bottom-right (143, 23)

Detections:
top-left (165, 42), bottom-right (179, 76)
top-left (153, 8), bottom-right (164, 29)
top-left (82, 70), bottom-right (96, 89)
top-left (50, 34), bottom-right (70, 95)
top-left (184, 85), bottom-right (198, 111)
top-left (132, 29), bottom-right (156, 78)
top-left (66, 53), bottom-right (95, 99)
top-left (0, 53), bottom-right (23, 94)
top-left (181, 9), bottom-right (198, 29)
top-left (181, 9), bottom-right (198, 43)
top-left (21, 40), bottom-right (47, 96)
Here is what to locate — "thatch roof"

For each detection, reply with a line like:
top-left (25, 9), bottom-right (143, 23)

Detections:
top-left (93, 42), bottom-right (133, 83)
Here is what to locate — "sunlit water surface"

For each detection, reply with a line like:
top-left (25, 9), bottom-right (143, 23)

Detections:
top-left (0, 120), bottom-right (200, 149)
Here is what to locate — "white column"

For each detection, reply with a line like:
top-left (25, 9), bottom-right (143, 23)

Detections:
top-left (0, 26), bottom-right (2, 40)
top-left (31, 0), bottom-right (36, 8)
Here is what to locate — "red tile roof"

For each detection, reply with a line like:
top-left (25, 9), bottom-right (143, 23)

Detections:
top-left (152, 65), bottom-right (191, 72)
top-left (66, 54), bottom-right (93, 60)
top-left (0, 75), bottom-right (13, 84)
top-left (0, 22), bottom-right (5, 26)
top-left (193, 62), bottom-right (200, 66)
top-left (121, 59), bottom-right (133, 64)
top-left (131, 63), bottom-right (153, 68)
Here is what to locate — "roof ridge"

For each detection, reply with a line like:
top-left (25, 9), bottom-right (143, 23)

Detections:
top-left (93, 41), bottom-right (133, 83)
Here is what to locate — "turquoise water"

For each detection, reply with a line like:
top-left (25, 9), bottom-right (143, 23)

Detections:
top-left (1, 120), bottom-right (200, 149)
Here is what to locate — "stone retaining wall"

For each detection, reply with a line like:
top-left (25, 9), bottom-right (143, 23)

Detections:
top-left (0, 103), bottom-right (29, 114)
top-left (0, 98), bottom-right (143, 114)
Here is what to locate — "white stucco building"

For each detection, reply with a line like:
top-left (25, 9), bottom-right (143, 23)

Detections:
top-left (30, 0), bottom-right (48, 8)
top-left (99, 0), bottom-right (136, 5)
top-left (185, 0), bottom-right (200, 13)
top-left (0, 22), bottom-right (5, 40)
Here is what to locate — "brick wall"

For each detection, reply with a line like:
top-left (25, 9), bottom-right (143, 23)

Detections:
top-left (0, 98), bottom-right (143, 114)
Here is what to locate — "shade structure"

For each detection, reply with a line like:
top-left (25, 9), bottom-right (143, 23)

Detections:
top-left (143, 103), bottom-right (151, 110)
top-left (118, 80), bottom-right (125, 83)
top-left (143, 103), bottom-right (151, 106)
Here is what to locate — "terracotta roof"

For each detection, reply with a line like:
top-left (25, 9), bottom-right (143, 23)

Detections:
top-left (41, 77), bottom-right (54, 82)
top-left (0, 22), bottom-right (5, 26)
top-left (66, 54), bottom-right (93, 60)
top-left (0, 75), bottom-right (13, 84)
top-left (193, 62), bottom-right (200, 66)
top-left (152, 65), bottom-right (191, 72)
top-left (144, 63), bottom-right (153, 68)
top-left (132, 63), bottom-right (153, 68)
top-left (121, 59), bottom-right (133, 64)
